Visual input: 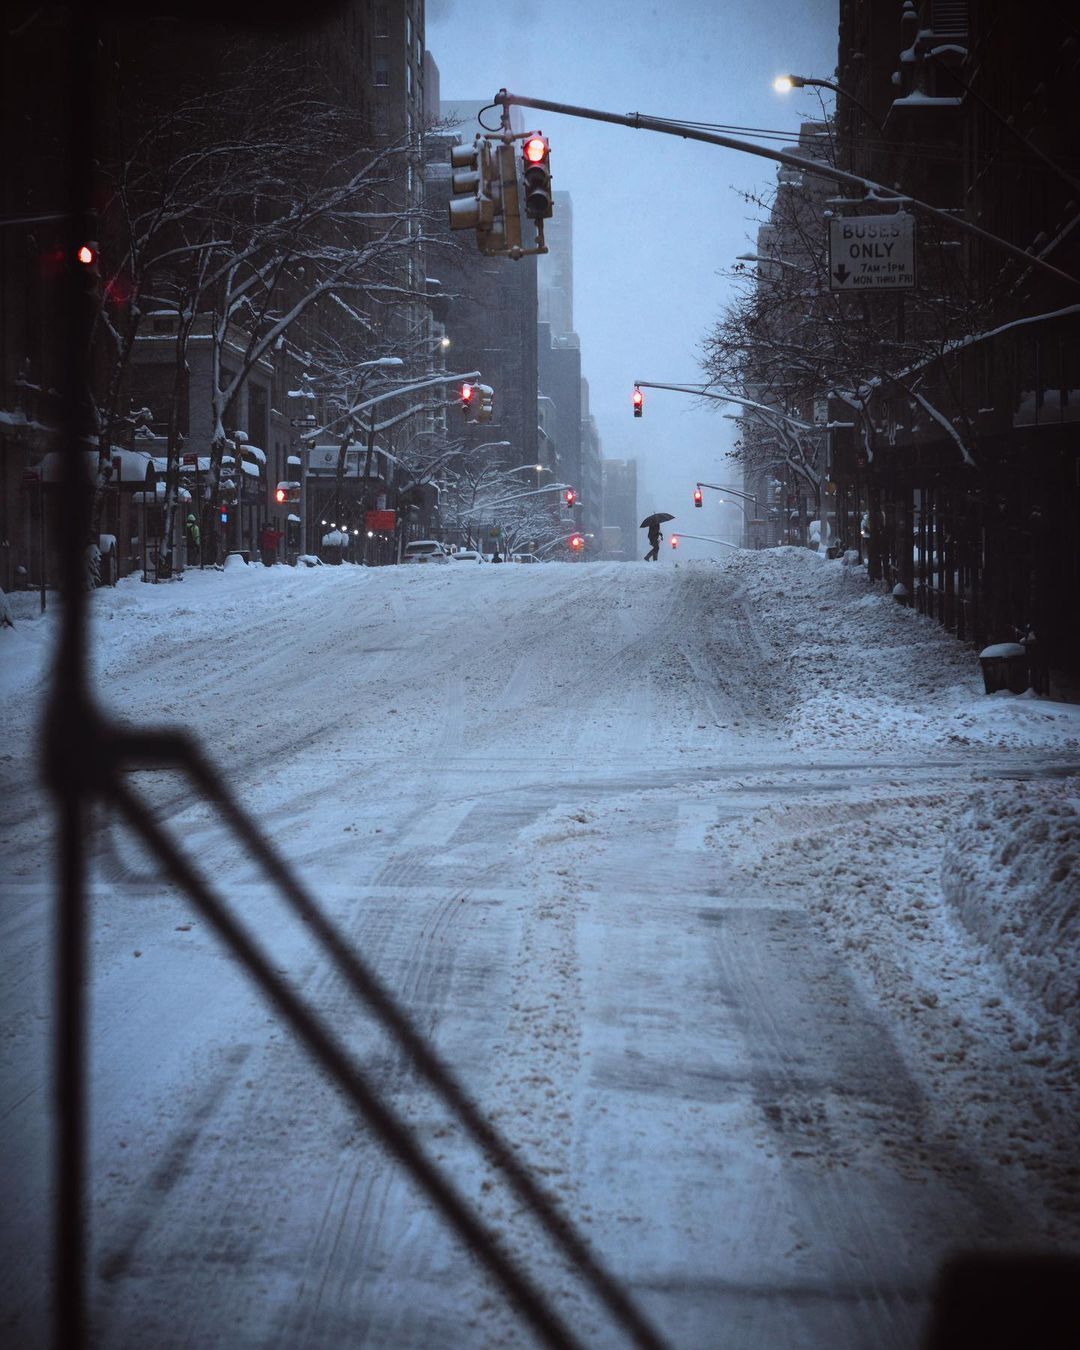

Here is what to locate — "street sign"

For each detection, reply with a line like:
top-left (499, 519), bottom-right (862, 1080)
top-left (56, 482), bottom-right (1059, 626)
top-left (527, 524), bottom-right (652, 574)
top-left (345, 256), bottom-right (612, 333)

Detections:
top-left (365, 509), bottom-right (396, 532)
top-left (828, 212), bottom-right (916, 291)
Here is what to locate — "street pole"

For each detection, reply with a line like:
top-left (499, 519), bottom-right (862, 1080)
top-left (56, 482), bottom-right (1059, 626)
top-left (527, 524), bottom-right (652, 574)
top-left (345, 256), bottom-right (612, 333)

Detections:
top-left (494, 89), bottom-right (1080, 292)
top-left (298, 446), bottom-right (309, 560)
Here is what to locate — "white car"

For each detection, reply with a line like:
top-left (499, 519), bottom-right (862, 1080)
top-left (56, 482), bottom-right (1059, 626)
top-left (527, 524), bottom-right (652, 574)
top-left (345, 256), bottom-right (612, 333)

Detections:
top-left (450, 549), bottom-right (487, 563)
top-left (402, 540), bottom-right (452, 564)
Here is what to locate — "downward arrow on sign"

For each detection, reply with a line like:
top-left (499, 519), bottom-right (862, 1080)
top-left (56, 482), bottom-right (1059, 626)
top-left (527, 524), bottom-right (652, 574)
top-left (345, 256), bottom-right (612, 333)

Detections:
top-left (833, 263), bottom-right (851, 283)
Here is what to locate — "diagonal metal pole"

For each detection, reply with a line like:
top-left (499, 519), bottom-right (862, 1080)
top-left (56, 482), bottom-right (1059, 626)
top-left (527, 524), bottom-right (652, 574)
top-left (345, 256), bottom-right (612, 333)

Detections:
top-left (495, 89), bottom-right (1080, 292)
top-left (105, 772), bottom-right (590, 1350)
top-left (107, 727), bottom-right (669, 1350)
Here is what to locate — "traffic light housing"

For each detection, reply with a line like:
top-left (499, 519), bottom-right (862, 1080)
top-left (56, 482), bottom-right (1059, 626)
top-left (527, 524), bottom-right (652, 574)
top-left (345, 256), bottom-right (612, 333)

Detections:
top-left (633, 386), bottom-right (643, 418)
top-left (693, 488), bottom-right (703, 508)
top-left (564, 488), bottom-right (576, 509)
top-left (275, 481), bottom-right (300, 506)
top-left (569, 533), bottom-right (585, 553)
top-left (460, 382), bottom-right (476, 415)
top-left (448, 136), bottom-right (499, 252)
top-left (521, 136), bottom-right (553, 221)
top-left (671, 535), bottom-right (679, 549)
top-left (476, 384), bottom-right (495, 423)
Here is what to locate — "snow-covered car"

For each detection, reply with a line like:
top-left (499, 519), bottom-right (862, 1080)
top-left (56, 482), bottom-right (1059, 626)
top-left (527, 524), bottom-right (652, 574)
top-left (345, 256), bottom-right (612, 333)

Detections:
top-left (450, 549), bottom-right (487, 563)
top-left (402, 540), bottom-right (451, 564)
top-left (511, 553), bottom-right (541, 564)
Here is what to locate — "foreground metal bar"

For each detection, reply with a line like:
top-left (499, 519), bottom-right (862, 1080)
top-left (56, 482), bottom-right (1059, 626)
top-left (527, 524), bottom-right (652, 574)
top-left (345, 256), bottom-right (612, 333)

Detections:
top-left (104, 727), bottom-right (668, 1350)
top-left (494, 89), bottom-right (1080, 292)
top-left (105, 773), bottom-right (584, 1350)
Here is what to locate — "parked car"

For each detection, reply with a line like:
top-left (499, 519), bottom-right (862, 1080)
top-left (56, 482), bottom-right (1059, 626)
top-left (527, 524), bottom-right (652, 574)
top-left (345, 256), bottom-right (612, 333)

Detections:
top-left (450, 549), bottom-right (487, 563)
top-left (402, 540), bottom-right (452, 564)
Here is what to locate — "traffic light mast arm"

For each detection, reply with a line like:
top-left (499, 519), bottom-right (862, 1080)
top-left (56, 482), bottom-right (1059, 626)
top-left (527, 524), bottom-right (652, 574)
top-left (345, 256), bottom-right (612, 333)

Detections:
top-left (666, 532), bottom-right (744, 551)
top-left (634, 381), bottom-right (815, 430)
top-left (459, 483), bottom-right (575, 514)
top-left (345, 371), bottom-right (482, 421)
top-left (696, 482), bottom-right (757, 504)
top-left (495, 89), bottom-right (1080, 292)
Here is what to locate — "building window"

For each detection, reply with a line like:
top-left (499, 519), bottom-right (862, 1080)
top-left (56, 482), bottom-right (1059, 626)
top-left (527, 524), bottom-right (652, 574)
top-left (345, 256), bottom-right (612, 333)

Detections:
top-left (375, 6), bottom-right (389, 38)
top-left (375, 54), bottom-right (389, 87)
top-left (406, 61), bottom-right (412, 95)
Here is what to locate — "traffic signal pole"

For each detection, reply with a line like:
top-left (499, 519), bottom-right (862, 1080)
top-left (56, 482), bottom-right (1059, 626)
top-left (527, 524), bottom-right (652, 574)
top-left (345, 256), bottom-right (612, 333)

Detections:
top-left (633, 381), bottom-right (815, 430)
top-left (667, 532), bottom-right (744, 550)
top-left (494, 90), bottom-right (1080, 292)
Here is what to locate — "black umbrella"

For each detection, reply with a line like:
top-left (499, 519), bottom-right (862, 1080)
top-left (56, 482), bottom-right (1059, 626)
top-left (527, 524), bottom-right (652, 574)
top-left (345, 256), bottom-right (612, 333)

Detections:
top-left (639, 512), bottom-right (675, 529)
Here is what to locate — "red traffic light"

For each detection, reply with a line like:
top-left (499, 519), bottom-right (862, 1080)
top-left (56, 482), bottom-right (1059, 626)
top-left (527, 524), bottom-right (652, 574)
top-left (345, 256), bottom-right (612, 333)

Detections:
top-left (523, 135), bottom-right (548, 164)
top-left (564, 488), bottom-right (576, 507)
top-left (632, 386), bottom-right (643, 417)
top-left (461, 382), bottom-right (475, 403)
top-left (76, 243), bottom-right (97, 267)
top-left (671, 535), bottom-right (679, 548)
top-left (693, 488), bottom-right (703, 508)
top-left (275, 487), bottom-right (287, 504)
top-left (569, 533), bottom-right (585, 552)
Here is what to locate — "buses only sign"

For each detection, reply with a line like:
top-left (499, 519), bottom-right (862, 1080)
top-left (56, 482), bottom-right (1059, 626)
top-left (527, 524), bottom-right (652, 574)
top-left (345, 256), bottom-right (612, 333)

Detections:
top-left (828, 212), bottom-right (916, 291)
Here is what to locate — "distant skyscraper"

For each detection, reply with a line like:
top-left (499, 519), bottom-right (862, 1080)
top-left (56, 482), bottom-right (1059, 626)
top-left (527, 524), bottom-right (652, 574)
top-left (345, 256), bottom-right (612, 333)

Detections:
top-left (537, 191), bottom-right (573, 338)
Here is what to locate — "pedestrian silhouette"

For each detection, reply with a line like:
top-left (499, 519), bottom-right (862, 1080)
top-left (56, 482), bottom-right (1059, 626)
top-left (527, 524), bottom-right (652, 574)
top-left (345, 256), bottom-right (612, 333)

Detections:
top-left (644, 524), bottom-right (662, 561)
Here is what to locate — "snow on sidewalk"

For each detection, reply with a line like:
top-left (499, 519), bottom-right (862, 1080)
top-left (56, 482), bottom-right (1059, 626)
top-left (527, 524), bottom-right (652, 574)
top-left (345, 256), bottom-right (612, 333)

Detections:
top-left (717, 545), bottom-right (1080, 756)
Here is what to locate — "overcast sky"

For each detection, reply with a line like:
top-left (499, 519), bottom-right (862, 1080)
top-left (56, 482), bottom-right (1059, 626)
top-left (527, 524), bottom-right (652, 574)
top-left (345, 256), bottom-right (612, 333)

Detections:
top-left (427, 0), bottom-right (838, 556)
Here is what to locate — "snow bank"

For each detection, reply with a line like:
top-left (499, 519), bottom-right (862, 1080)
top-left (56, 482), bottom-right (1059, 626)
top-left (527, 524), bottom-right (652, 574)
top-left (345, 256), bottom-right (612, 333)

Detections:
top-left (942, 780), bottom-right (1080, 1034)
top-left (717, 546), bottom-right (1080, 755)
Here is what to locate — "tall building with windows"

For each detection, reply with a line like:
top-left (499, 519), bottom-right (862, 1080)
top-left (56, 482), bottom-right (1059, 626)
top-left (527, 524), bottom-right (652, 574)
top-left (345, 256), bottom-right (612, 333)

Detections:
top-left (602, 458), bottom-right (638, 562)
top-left (538, 191), bottom-right (573, 339)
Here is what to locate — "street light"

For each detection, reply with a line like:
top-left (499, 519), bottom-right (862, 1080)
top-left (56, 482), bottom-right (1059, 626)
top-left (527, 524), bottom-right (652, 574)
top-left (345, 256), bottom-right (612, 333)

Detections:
top-left (358, 356), bottom-right (405, 371)
top-left (773, 73), bottom-right (883, 133)
top-left (735, 252), bottom-right (805, 271)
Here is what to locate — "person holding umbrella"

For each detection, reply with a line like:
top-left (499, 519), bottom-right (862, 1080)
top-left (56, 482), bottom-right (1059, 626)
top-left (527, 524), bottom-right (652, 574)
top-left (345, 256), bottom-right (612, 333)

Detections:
top-left (640, 512), bottom-right (674, 561)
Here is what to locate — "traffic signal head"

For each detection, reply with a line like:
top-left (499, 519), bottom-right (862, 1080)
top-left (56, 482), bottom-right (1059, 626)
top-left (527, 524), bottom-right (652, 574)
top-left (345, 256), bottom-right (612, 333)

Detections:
top-left (693, 488), bottom-right (703, 508)
top-left (275, 486), bottom-right (287, 504)
top-left (461, 382), bottom-right (475, 411)
top-left (632, 386), bottom-right (643, 418)
top-left (448, 137), bottom-right (499, 250)
top-left (475, 384), bottom-right (495, 423)
top-left (671, 535), bottom-right (679, 548)
top-left (564, 488), bottom-right (576, 508)
top-left (76, 242), bottom-right (98, 268)
top-left (521, 135), bottom-right (552, 221)
top-left (569, 533), bottom-right (585, 552)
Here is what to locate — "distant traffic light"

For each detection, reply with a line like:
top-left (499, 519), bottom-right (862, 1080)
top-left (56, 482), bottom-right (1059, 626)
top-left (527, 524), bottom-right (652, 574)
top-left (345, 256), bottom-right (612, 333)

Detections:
top-left (75, 242), bottom-right (98, 268)
top-left (476, 384), bottom-right (495, 423)
top-left (632, 386), bottom-right (643, 418)
top-left (274, 481), bottom-right (300, 506)
top-left (693, 488), bottom-right (703, 508)
top-left (521, 135), bottom-right (553, 221)
top-left (671, 535), bottom-right (679, 549)
top-left (569, 533), bottom-right (585, 552)
top-left (460, 382), bottom-right (476, 413)
top-left (564, 488), bottom-right (577, 508)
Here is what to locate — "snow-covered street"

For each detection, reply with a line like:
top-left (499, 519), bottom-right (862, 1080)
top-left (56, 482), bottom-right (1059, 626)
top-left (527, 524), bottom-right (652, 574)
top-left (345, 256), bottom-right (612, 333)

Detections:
top-left (2, 551), bottom-right (1078, 1348)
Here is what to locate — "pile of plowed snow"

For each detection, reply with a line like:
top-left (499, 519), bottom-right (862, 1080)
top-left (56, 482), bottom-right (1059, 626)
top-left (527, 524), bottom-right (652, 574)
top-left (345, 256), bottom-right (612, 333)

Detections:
top-left (942, 778), bottom-right (1080, 1039)
top-left (717, 546), bottom-right (1080, 755)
